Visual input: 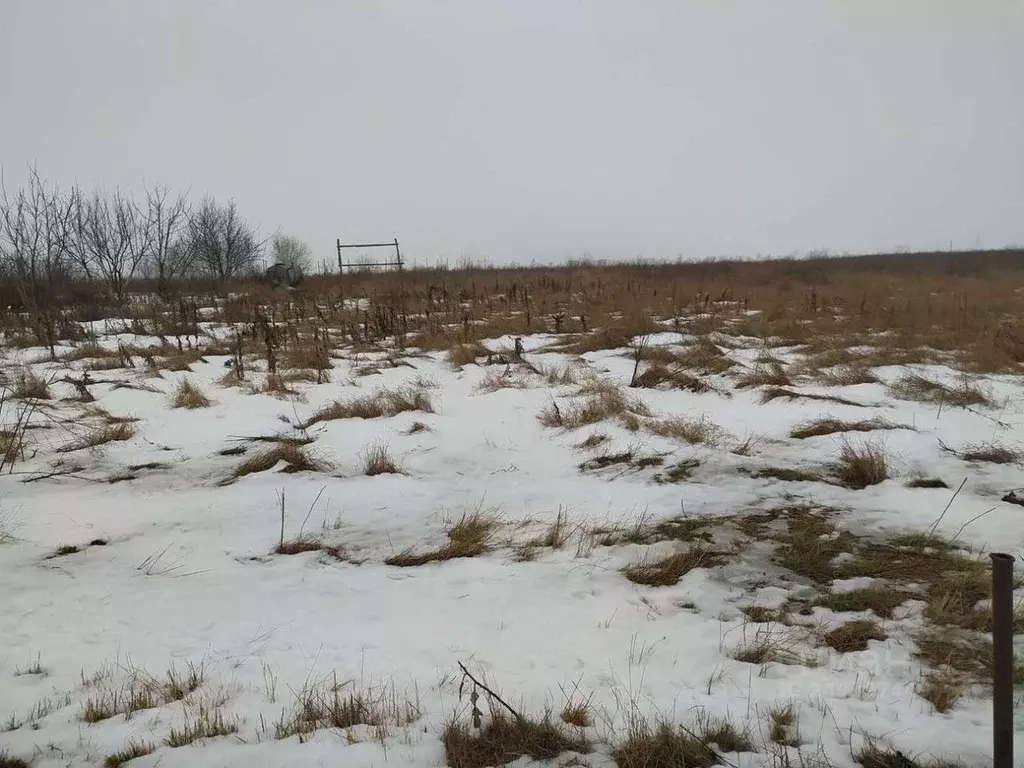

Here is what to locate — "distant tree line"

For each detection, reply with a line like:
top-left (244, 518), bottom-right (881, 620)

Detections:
top-left (0, 167), bottom-right (311, 348)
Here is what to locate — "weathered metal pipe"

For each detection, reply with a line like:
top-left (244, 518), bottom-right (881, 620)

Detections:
top-left (991, 552), bottom-right (1015, 768)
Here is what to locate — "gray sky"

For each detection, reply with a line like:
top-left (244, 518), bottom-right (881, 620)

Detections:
top-left (2, 1), bottom-right (1022, 267)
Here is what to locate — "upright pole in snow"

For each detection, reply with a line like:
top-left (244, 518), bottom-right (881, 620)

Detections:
top-left (991, 552), bottom-right (1014, 768)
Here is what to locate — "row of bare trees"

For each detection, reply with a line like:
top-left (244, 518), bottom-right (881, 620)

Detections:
top-left (0, 169), bottom-right (265, 298)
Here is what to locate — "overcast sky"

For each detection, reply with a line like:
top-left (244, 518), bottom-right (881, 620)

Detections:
top-left (2, 1), bottom-right (1022, 267)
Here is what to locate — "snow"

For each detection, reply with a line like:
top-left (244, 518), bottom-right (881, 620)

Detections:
top-left (1, 331), bottom-right (1023, 767)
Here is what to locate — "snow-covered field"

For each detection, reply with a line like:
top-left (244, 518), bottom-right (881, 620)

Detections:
top-left (1, 320), bottom-right (1022, 767)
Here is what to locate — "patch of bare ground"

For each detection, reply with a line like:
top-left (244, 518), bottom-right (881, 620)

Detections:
top-left (652, 459), bottom-right (702, 484)
top-left (621, 544), bottom-right (722, 587)
top-left (789, 417), bottom-right (907, 439)
top-left (302, 386), bottom-right (433, 427)
top-left (888, 372), bottom-right (992, 407)
top-left (386, 507), bottom-right (500, 566)
top-left (770, 507), bottom-right (858, 585)
top-left (823, 619), bottom-right (887, 652)
top-left (814, 587), bottom-right (909, 618)
top-left (444, 711), bottom-right (590, 768)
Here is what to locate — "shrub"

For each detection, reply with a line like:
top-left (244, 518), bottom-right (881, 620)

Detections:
top-left (833, 439), bottom-right (889, 489)
top-left (172, 378), bottom-right (211, 409)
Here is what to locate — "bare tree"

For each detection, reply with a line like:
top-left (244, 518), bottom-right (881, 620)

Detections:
top-left (76, 189), bottom-right (150, 301)
top-left (0, 167), bottom-right (78, 357)
top-left (270, 234), bottom-right (311, 271)
top-left (188, 198), bottom-right (261, 284)
top-left (144, 184), bottom-right (193, 295)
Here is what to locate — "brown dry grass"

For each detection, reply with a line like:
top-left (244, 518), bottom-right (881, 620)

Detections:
top-left (823, 619), bottom-right (887, 652)
top-left (231, 443), bottom-right (328, 479)
top-left (918, 669), bottom-right (963, 713)
top-left (386, 507), bottom-right (500, 566)
top-left (833, 438), bottom-right (890, 489)
top-left (538, 380), bottom-right (650, 430)
top-left (736, 362), bottom-right (792, 389)
top-left (760, 387), bottom-right (864, 406)
top-left (444, 711), bottom-right (590, 768)
top-left (646, 414), bottom-right (724, 446)
top-left (613, 721), bottom-right (717, 768)
top-left (363, 443), bottom-right (402, 475)
top-left (447, 341), bottom-right (489, 368)
top-left (172, 377), bottom-right (212, 409)
top-left (632, 363), bottom-right (713, 393)
top-left (888, 373), bottom-right (992, 407)
top-left (814, 587), bottom-right (908, 619)
top-left (752, 466), bottom-right (826, 483)
top-left (789, 417), bottom-right (906, 439)
top-left (303, 386), bottom-right (433, 427)
top-left (855, 743), bottom-right (965, 768)
top-left (13, 371), bottom-right (50, 400)
top-left (621, 544), bottom-right (722, 587)
top-left (56, 422), bottom-right (135, 453)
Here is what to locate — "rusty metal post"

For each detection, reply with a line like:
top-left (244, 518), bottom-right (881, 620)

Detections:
top-left (991, 552), bottom-right (1015, 768)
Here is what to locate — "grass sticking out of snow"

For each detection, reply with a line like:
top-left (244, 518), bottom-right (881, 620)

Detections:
top-left (621, 545), bottom-right (722, 587)
top-left (443, 711), bottom-right (590, 768)
top-left (302, 386), bottom-right (433, 427)
top-left (56, 422), bottom-right (135, 453)
top-left (814, 587), bottom-right (908, 619)
top-left (362, 442), bottom-right (402, 476)
top-left (888, 373), bottom-right (991, 407)
top-left (612, 721), bottom-right (717, 768)
top-left (646, 414), bottom-right (724, 446)
top-left (832, 438), bottom-right (890, 489)
top-left (386, 508), bottom-right (500, 567)
top-left (230, 443), bottom-right (328, 480)
top-left (760, 387), bottom-right (864, 407)
top-left (789, 417), bottom-right (906, 440)
top-left (171, 377), bottom-right (211, 409)
top-left (103, 740), bottom-right (156, 767)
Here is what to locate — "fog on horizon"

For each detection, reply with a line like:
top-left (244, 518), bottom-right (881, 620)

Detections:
top-left (1, 1), bottom-right (1021, 268)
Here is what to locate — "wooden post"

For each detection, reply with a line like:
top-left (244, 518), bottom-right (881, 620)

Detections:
top-left (394, 238), bottom-right (403, 271)
top-left (992, 552), bottom-right (1015, 768)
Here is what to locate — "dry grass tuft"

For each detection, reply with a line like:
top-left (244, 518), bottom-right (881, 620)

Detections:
top-left (823, 619), bottom-right (887, 652)
top-left (172, 377), bottom-right (212, 409)
top-left (82, 662), bottom-right (205, 723)
top-left (612, 721), bottom-right (717, 768)
top-left (752, 467), bottom-right (826, 483)
top-left (447, 341), bottom-right (489, 369)
top-left (768, 704), bottom-right (800, 747)
top-left (741, 606), bottom-right (780, 623)
top-left (231, 443), bottom-right (328, 479)
top-left (815, 363), bottom-right (880, 386)
top-left (165, 701), bottom-right (238, 747)
top-left (539, 380), bottom-right (650, 430)
top-left (632, 363), bottom-right (713, 393)
top-left (789, 417), bottom-right (906, 440)
top-left (302, 386), bottom-right (433, 427)
top-left (696, 713), bottom-right (754, 753)
top-left (13, 371), bottom-right (50, 400)
top-left (104, 740), bottom-right (156, 767)
top-left (832, 438), bottom-right (890, 489)
top-left (918, 669), bottom-right (963, 713)
top-left (730, 630), bottom-right (808, 666)
top-left (575, 432), bottom-right (610, 450)
top-left (444, 711), bottom-right (590, 768)
top-left (363, 442), bottom-right (402, 476)
top-left (273, 675), bottom-right (420, 740)
top-left (0, 752), bottom-right (30, 768)
top-left (906, 476), bottom-right (949, 489)
top-left (854, 743), bottom-right (965, 768)
top-left (621, 544), bottom-right (722, 587)
top-left (386, 507), bottom-right (500, 567)
top-left (275, 537), bottom-right (327, 556)
top-left (958, 441), bottom-right (1021, 464)
top-left (888, 373), bottom-right (991, 407)
top-left (560, 701), bottom-right (593, 728)
top-left (646, 414), bottom-right (724, 446)
top-left (56, 422), bottom-right (135, 453)
top-left (736, 362), bottom-right (792, 389)
top-left (760, 387), bottom-right (864, 406)
top-left (815, 587), bottom-right (908, 619)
